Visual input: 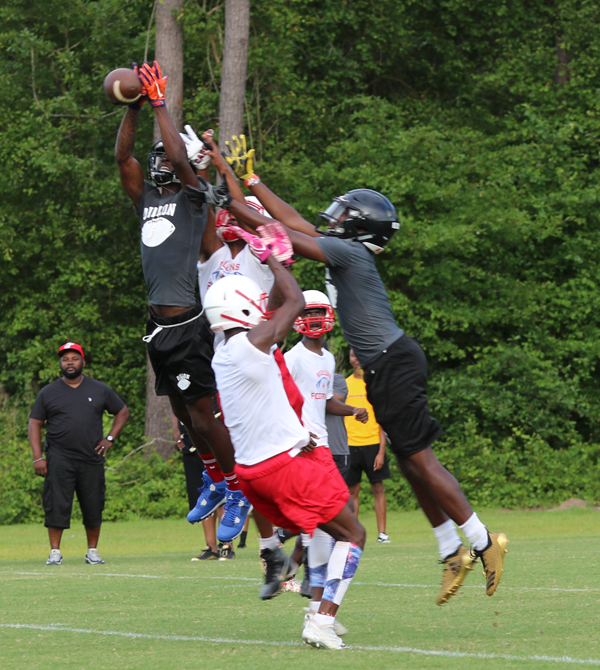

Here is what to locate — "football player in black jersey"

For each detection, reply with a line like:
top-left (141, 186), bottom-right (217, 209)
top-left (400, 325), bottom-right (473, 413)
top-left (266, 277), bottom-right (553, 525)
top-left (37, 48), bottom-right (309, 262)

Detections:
top-left (114, 61), bottom-right (250, 543)
top-left (213, 135), bottom-right (509, 605)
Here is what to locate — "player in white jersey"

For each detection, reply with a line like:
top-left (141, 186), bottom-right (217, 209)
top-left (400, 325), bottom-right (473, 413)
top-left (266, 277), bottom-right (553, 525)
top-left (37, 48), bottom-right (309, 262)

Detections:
top-left (204, 248), bottom-right (366, 650)
top-left (285, 290), bottom-right (368, 635)
top-left (198, 196), bottom-right (274, 305)
top-left (190, 139), bottom-right (301, 595)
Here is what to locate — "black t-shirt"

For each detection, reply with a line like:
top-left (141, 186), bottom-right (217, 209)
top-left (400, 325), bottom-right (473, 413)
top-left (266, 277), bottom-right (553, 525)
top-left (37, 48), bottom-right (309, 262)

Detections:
top-left (29, 377), bottom-right (125, 464)
top-left (138, 180), bottom-right (208, 307)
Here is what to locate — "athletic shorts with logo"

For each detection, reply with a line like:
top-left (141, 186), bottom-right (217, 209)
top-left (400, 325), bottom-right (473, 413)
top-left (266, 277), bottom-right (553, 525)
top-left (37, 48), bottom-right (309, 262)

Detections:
top-left (235, 448), bottom-right (349, 535)
top-left (364, 334), bottom-right (443, 459)
top-left (146, 302), bottom-right (217, 403)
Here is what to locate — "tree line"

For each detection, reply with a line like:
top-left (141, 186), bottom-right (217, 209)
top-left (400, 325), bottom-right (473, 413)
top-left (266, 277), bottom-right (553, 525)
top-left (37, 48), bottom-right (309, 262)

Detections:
top-left (1, 0), bottom-right (600, 523)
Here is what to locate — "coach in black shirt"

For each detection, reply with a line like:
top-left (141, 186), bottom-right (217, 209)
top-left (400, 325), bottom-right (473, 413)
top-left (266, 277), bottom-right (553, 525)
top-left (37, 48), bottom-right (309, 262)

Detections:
top-left (28, 342), bottom-right (129, 566)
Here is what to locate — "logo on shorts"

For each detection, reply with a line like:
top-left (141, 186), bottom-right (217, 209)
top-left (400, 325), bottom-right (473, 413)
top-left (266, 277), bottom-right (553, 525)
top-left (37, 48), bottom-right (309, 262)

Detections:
top-left (177, 373), bottom-right (191, 390)
top-left (88, 397), bottom-right (92, 402)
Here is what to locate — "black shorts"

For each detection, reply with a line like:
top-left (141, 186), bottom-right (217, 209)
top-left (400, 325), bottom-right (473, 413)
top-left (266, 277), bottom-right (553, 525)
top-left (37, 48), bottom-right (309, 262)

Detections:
top-left (43, 450), bottom-right (105, 529)
top-left (346, 444), bottom-right (391, 487)
top-left (146, 303), bottom-right (217, 403)
top-left (331, 453), bottom-right (351, 484)
top-left (364, 335), bottom-right (443, 459)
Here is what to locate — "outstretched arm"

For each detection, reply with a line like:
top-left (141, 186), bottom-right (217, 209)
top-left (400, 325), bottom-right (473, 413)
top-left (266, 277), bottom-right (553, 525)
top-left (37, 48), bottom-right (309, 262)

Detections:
top-left (139, 61), bottom-right (198, 190)
top-left (249, 181), bottom-right (321, 237)
top-left (228, 199), bottom-right (329, 263)
top-left (223, 134), bottom-right (321, 237)
top-left (115, 108), bottom-right (145, 208)
top-left (204, 134), bottom-right (246, 206)
top-left (153, 106), bottom-right (198, 189)
top-left (247, 255), bottom-right (305, 354)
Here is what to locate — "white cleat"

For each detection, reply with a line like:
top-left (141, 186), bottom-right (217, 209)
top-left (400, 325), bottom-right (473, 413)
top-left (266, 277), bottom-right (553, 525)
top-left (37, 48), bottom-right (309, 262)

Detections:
top-left (302, 617), bottom-right (346, 650)
top-left (303, 610), bottom-right (349, 636)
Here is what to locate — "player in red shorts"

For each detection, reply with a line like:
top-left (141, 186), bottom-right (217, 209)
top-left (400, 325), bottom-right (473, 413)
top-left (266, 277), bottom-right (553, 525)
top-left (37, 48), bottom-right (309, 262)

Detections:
top-left (203, 248), bottom-right (365, 650)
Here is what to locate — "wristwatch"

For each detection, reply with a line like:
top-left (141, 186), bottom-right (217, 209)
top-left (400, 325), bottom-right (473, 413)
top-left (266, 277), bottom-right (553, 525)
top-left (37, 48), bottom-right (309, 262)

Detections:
top-left (106, 435), bottom-right (114, 443)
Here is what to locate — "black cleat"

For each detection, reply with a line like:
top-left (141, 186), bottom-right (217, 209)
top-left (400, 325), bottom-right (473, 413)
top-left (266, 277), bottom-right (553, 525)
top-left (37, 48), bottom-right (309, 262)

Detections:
top-left (259, 547), bottom-right (295, 600)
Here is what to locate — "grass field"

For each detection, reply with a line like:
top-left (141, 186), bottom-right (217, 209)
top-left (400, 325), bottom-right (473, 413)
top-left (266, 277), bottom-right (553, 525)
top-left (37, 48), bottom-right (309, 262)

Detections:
top-left (1, 508), bottom-right (600, 669)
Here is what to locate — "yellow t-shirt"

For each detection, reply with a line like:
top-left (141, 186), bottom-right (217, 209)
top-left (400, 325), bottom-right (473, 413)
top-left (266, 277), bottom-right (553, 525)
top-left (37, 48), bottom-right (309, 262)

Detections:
top-left (344, 374), bottom-right (380, 446)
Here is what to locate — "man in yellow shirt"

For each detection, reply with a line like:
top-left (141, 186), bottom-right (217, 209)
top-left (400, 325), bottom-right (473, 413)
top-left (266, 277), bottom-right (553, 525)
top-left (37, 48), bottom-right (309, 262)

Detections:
top-left (345, 349), bottom-right (391, 543)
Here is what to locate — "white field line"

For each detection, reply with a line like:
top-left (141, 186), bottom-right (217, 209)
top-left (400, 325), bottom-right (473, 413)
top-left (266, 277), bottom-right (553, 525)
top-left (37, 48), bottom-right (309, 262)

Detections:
top-left (1, 623), bottom-right (599, 665)
top-left (1, 570), bottom-right (599, 593)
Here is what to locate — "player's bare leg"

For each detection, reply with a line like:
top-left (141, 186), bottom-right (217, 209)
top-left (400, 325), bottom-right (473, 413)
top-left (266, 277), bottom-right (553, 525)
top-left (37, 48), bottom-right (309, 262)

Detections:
top-left (171, 396), bottom-right (251, 541)
top-left (371, 481), bottom-right (387, 536)
top-left (348, 482), bottom-right (361, 517)
top-left (398, 447), bottom-right (507, 603)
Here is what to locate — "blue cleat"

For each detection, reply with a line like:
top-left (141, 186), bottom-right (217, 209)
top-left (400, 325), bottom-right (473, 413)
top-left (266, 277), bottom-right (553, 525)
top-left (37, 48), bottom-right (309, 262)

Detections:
top-left (216, 489), bottom-right (252, 542)
top-left (187, 471), bottom-right (226, 524)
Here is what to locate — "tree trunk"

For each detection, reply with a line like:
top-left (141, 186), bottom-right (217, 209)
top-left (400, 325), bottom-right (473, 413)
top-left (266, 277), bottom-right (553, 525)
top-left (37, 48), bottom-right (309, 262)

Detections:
top-left (144, 0), bottom-right (185, 457)
top-left (218, 0), bottom-right (250, 150)
top-left (553, 36), bottom-right (570, 86)
top-left (154, 0), bottom-right (184, 137)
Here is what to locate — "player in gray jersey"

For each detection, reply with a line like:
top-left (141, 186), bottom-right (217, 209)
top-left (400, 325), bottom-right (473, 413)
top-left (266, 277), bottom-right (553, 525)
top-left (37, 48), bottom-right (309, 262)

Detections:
top-left (217, 136), bottom-right (509, 606)
top-left (113, 61), bottom-right (250, 543)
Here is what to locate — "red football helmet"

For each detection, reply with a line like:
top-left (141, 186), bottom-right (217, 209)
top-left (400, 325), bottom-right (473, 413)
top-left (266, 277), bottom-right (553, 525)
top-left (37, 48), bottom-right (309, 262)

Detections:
top-left (293, 290), bottom-right (334, 338)
top-left (215, 196), bottom-right (272, 243)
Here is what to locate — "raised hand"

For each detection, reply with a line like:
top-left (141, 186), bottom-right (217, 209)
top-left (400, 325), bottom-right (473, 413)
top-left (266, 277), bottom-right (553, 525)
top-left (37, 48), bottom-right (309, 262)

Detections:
top-left (256, 221), bottom-right (294, 265)
top-left (227, 225), bottom-right (272, 263)
top-left (184, 175), bottom-right (232, 208)
top-left (181, 125), bottom-right (213, 170)
top-left (139, 60), bottom-right (168, 108)
top-left (224, 134), bottom-right (255, 180)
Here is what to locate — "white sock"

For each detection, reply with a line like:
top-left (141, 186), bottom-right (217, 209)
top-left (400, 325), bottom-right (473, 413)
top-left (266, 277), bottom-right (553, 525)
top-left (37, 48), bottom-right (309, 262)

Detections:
top-left (433, 519), bottom-right (462, 559)
top-left (309, 529), bottom-right (334, 567)
top-left (314, 612), bottom-right (335, 627)
top-left (259, 534), bottom-right (279, 551)
top-left (459, 512), bottom-right (489, 551)
top-left (309, 600), bottom-right (319, 613)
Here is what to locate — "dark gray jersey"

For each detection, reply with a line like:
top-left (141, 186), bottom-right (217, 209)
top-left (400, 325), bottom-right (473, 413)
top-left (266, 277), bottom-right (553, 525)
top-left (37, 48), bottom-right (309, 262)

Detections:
top-left (138, 181), bottom-right (208, 307)
top-left (315, 236), bottom-right (403, 366)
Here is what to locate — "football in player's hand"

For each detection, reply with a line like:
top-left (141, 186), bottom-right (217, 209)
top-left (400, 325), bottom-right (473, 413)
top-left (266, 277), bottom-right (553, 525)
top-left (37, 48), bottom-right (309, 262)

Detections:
top-left (103, 68), bottom-right (143, 105)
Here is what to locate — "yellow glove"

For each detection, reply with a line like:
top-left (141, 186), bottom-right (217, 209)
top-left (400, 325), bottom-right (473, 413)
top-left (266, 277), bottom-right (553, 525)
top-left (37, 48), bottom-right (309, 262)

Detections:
top-left (225, 134), bottom-right (255, 181)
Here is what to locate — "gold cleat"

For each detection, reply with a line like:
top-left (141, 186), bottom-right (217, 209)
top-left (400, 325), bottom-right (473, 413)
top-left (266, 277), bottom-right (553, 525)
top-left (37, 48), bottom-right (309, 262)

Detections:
top-left (436, 544), bottom-right (475, 606)
top-left (475, 532), bottom-right (509, 596)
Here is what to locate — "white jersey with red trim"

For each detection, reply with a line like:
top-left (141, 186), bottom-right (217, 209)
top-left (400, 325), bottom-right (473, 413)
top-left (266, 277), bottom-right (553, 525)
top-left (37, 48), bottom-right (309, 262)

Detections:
top-left (284, 342), bottom-right (334, 448)
top-left (212, 332), bottom-right (310, 466)
top-left (198, 244), bottom-right (274, 303)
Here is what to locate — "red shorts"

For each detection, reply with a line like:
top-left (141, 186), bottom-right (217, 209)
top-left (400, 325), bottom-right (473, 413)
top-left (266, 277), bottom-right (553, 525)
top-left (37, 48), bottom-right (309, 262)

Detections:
top-left (235, 448), bottom-right (349, 535)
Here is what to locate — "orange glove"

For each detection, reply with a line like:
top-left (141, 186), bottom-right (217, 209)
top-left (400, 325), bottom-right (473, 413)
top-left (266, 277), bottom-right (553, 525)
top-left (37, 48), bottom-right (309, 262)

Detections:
top-left (139, 60), bottom-right (168, 107)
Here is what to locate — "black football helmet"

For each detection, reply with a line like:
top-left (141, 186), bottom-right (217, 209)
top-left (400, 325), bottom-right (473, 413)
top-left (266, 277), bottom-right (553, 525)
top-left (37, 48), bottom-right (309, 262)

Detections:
top-left (147, 140), bottom-right (196, 187)
top-left (320, 189), bottom-right (400, 254)
top-left (147, 140), bottom-right (178, 187)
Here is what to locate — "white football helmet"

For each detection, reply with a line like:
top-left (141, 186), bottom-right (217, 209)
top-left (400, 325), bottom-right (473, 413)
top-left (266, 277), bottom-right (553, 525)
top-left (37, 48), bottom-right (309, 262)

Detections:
top-left (204, 275), bottom-right (269, 332)
top-left (293, 290), bottom-right (334, 338)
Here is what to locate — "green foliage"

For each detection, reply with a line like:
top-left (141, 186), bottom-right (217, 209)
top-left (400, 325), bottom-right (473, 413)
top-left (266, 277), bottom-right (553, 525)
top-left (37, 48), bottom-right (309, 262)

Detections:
top-left (2, 0), bottom-right (600, 523)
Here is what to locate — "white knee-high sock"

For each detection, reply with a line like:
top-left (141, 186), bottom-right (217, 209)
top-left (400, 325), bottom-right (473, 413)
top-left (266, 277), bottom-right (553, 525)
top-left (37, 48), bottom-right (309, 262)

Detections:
top-left (459, 512), bottom-right (489, 551)
top-left (308, 528), bottom-right (334, 589)
top-left (433, 519), bottom-right (462, 559)
top-left (321, 541), bottom-right (363, 607)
